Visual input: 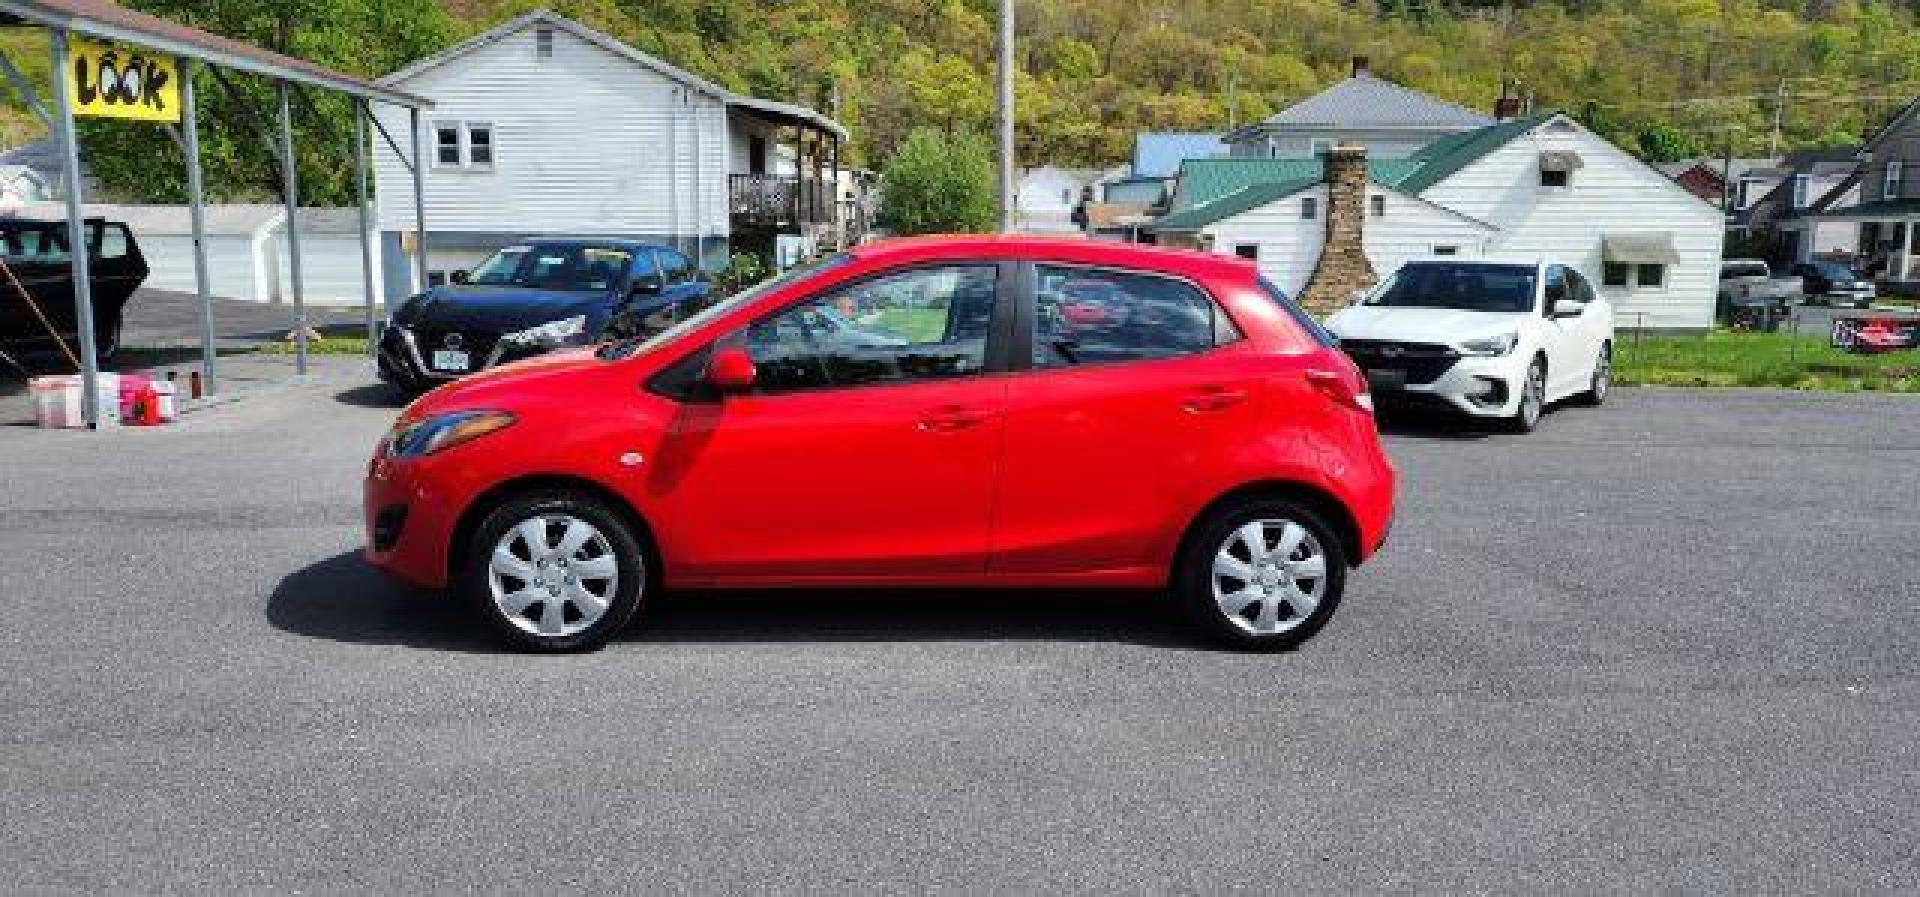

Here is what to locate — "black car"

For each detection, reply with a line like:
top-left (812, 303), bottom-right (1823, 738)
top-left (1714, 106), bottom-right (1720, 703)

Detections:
top-left (0, 216), bottom-right (148, 362)
top-left (1789, 260), bottom-right (1875, 308)
top-left (378, 237), bottom-right (711, 393)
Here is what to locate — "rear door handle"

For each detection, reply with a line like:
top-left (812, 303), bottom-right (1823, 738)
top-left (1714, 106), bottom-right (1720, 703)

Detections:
top-left (918, 405), bottom-right (990, 432)
top-left (1181, 386), bottom-right (1248, 413)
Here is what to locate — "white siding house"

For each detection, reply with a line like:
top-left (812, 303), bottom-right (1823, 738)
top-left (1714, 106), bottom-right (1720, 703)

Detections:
top-left (1419, 117), bottom-right (1723, 328)
top-left (1194, 185), bottom-right (1495, 294)
top-left (1158, 114), bottom-right (1724, 328)
top-left (372, 11), bottom-right (848, 300)
top-left (1015, 166), bottom-right (1098, 234)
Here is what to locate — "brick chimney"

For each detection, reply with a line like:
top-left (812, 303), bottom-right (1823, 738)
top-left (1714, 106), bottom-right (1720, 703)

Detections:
top-left (1351, 55), bottom-right (1370, 78)
top-left (1298, 142), bottom-right (1376, 315)
top-left (1493, 79), bottom-right (1522, 121)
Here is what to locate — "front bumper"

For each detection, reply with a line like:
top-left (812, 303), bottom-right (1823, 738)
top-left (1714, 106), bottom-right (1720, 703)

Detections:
top-left (1362, 352), bottom-right (1530, 418)
top-left (363, 452), bottom-right (461, 590)
top-left (378, 325), bottom-right (545, 387)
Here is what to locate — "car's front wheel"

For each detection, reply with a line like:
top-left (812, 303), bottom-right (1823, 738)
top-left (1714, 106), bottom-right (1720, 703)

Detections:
top-left (1176, 499), bottom-right (1347, 650)
top-left (1504, 357), bottom-right (1547, 432)
top-left (460, 490), bottom-right (648, 652)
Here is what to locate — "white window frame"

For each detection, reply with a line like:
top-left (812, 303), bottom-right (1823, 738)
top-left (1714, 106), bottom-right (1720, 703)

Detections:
top-left (1792, 174), bottom-right (1809, 208)
top-left (465, 122), bottom-right (495, 169)
top-left (1300, 196), bottom-right (1317, 220)
top-left (1233, 243), bottom-right (1260, 261)
top-left (1369, 193), bottom-right (1386, 217)
top-left (1886, 162), bottom-right (1903, 200)
top-left (1539, 166), bottom-right (1572, 190)
top-left (1431, 245), bottom-right (1459, 256)
top-left (431, 122), bottom-right (463, 168)
top-left (536, 26), bottom-right (555, 60)
top-left (1309, 138), bottom-right (1335, 155)
top-left (1635, 263), bottom-right (1667, 289)
top-left (432, 121), bottom-right (497, 171)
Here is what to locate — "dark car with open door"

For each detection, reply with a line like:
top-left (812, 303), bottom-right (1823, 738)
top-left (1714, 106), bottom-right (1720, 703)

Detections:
top-left (0, 216), bottom-right (148, 363)
top-left (378, 237), bottom-right (711, 394)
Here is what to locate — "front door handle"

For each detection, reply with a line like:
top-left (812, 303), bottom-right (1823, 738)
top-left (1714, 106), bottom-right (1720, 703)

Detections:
top-left (918, 405), bottom-right (989, 432)
top-left (1182, 386), bottom-right (1248, 413)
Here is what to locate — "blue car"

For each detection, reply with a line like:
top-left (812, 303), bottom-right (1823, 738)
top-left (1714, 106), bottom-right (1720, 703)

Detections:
top-left (378, 237), bottom-right (710, 393)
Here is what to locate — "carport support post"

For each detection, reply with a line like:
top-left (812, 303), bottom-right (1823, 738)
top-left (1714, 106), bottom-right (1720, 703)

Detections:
top-left (276, 81), bottom-right (308, 375)
top-left (179, 56), bottom-right (217, 396)
top-left (409, 107), bottom-right (429, 292)
top-left (48, 28), bottom-right (102, 429)
top-left (353, 98), bottom-right (376, 360)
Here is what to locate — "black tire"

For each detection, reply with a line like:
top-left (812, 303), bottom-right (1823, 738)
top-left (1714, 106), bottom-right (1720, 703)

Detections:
top-left (1572, 341), bottom-right (1611, 407)
top-left (1503, 356), bottom-right (1547, 433)
top-left (1174, 498), bottom-right (1347, 651)
top-left (459, 490), bottom-right (650, 652)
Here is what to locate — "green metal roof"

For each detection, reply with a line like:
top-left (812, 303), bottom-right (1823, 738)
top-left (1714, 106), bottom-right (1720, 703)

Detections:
top-left (1153, 113), bottom-right (1560, 232)
top-left (1154, 178), bottom-right (1319, 232)
top-left (1388, 112), bottom-right (1557, 193)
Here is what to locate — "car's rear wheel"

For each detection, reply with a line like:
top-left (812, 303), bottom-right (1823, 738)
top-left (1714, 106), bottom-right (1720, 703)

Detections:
top-left (1573, 341), bottom-right (1611, 406)
top-left (1505, 357), bottom-right (1546, 432)
top-left (460, 490), bottom-right (648, 652)
top-left (1175, 499), bottom-right (1346, 650)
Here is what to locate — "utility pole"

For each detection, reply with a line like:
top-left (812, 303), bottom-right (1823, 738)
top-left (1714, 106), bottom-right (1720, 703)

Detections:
top-left (997, 0), bottom-right (1015, 233)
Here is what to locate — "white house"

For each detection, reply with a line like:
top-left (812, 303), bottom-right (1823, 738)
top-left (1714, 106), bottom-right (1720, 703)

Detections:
top-left (1156, 113), bottom-right (1726, 328)
top-left (1015, 166), bottom-right (1099, 234)
top-left (371, 11), bottom-right (849, 299)
top-left (1223, 58), bottom-right (1492, 160)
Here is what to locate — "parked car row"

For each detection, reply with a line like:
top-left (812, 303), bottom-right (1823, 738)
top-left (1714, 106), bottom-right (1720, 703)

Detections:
top-left (1715, 258), bottom-right (1880, 329)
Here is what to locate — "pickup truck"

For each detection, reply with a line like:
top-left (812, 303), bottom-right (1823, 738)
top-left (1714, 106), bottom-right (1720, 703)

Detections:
top-left (0, 216), bottom-right (148, 361)
top-left (1716, 259), bottom-right (1800, 330)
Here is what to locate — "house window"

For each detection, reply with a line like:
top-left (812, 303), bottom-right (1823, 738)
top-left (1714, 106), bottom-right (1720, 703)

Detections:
top-left (466, 124), bottom-right (494, 167)
top-left (1369, 194), bottom-right (1385, 217)
top-left (1432, 245), bottom-right (1459, 256)
top-left (1603, 262), bottom-right (1630, 286)
top-left (434, 124), bottom-right (461, 166)
top-left (1540, 168), bottom-right (1570, 189)
top-left (1300, 197), bottom-right (1317, 219)
top-left (1310, 138), bottom-right (1334, 155)
top-left (536, 26), bottom-right (555, 60)
top-left (1791, 174), bottom-right (1809, 208)
top-left (1234, 244), bottom-right (1259, 260)
top-left (1637, 263), bottom-right (1666, 287)
top-left (1736, 178), bottom-right (1758, 208)
top-left (1886, 162), bottom-right (1904, 200)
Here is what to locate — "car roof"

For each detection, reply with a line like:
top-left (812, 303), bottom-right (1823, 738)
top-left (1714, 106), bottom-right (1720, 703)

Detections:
top-left (846, 234), bottom-right (1256, 279)
top-left (518, 236), bottom-right (672, 251)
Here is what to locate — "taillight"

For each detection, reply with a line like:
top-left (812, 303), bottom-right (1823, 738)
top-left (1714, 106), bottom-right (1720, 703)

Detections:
top-left (1306, 366), bottom-right (1372, 414)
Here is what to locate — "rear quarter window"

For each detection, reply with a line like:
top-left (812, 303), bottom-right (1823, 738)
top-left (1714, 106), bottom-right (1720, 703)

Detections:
top-left (1258, 277), bottom-right (1338, 348)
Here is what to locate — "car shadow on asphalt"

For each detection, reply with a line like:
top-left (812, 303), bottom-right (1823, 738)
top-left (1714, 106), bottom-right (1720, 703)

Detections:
top-left (268, 551), bottom-right (1212, 653)
top-left (335, 384), bottom-right (408, 409)
top-left (1373, 407), bottom-right (1499, 440)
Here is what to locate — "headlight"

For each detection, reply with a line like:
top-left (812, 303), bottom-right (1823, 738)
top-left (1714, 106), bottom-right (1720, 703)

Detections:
top-left (386, 410), bottom-right (516, 458)
top-left (1457, 332), bottom-right (1519, 357)
top-left (501, 314), bottom-right (588, 348)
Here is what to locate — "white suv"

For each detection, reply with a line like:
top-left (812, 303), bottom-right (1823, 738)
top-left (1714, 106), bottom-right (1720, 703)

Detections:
top-left (1325, 260), bottom-right (1614, 432)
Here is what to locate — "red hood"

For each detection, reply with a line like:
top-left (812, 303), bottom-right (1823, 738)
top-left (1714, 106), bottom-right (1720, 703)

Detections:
top-left (403, 348), bottom-right (607, 421)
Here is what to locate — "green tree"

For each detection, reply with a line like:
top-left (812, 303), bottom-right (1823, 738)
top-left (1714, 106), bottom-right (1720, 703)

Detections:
top-left (877, 127), bottom-right (996, 236)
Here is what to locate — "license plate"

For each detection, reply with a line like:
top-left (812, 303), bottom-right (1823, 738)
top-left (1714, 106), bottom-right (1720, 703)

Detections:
top-left (431, 349), bottom-right (470, 372)
top-left (1364, 368), bottom-right (1407, 391)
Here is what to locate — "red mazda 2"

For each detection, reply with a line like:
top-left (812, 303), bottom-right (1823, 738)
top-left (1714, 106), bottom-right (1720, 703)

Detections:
top-left (365, 237), bottom-right (1394, 652)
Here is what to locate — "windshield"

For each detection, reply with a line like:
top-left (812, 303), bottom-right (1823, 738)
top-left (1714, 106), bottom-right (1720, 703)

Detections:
top-left (467, 244), bottom-right (634, 291)
top-left (598, 253), bottom-right (854, 360)
top-left (1364, 263), bottom-right (1538, 313)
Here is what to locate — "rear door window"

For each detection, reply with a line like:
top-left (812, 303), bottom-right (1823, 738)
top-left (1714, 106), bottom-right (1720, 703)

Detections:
top-left (1031, 265), bottom-right (1236, 368)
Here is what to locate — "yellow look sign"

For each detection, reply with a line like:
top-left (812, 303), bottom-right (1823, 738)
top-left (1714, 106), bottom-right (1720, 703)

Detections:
top-left (67, 37), bottom-right (180, 122)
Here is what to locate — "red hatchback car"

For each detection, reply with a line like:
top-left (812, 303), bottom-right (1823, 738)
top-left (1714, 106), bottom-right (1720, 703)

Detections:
top-left (365, 237), bottom-right (1394, 652)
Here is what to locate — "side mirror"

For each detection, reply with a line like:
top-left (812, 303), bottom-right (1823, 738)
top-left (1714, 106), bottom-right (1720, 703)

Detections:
top-left (706, 347), bottom-right (757, 392)
top-left (449, 269), bottom-right (471, 285)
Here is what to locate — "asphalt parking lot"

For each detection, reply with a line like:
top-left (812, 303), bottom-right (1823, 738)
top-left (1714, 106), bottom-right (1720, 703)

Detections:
top-left (1, 366), bottom-right (1915, 891)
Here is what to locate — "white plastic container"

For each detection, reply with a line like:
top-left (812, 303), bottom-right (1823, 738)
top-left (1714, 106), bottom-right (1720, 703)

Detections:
top-left (29, 374), bottom-right (121, 429)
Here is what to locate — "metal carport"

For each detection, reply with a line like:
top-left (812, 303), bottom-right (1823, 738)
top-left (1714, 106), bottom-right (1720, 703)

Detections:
top-left (0, 0), bottom-right (434, 429)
